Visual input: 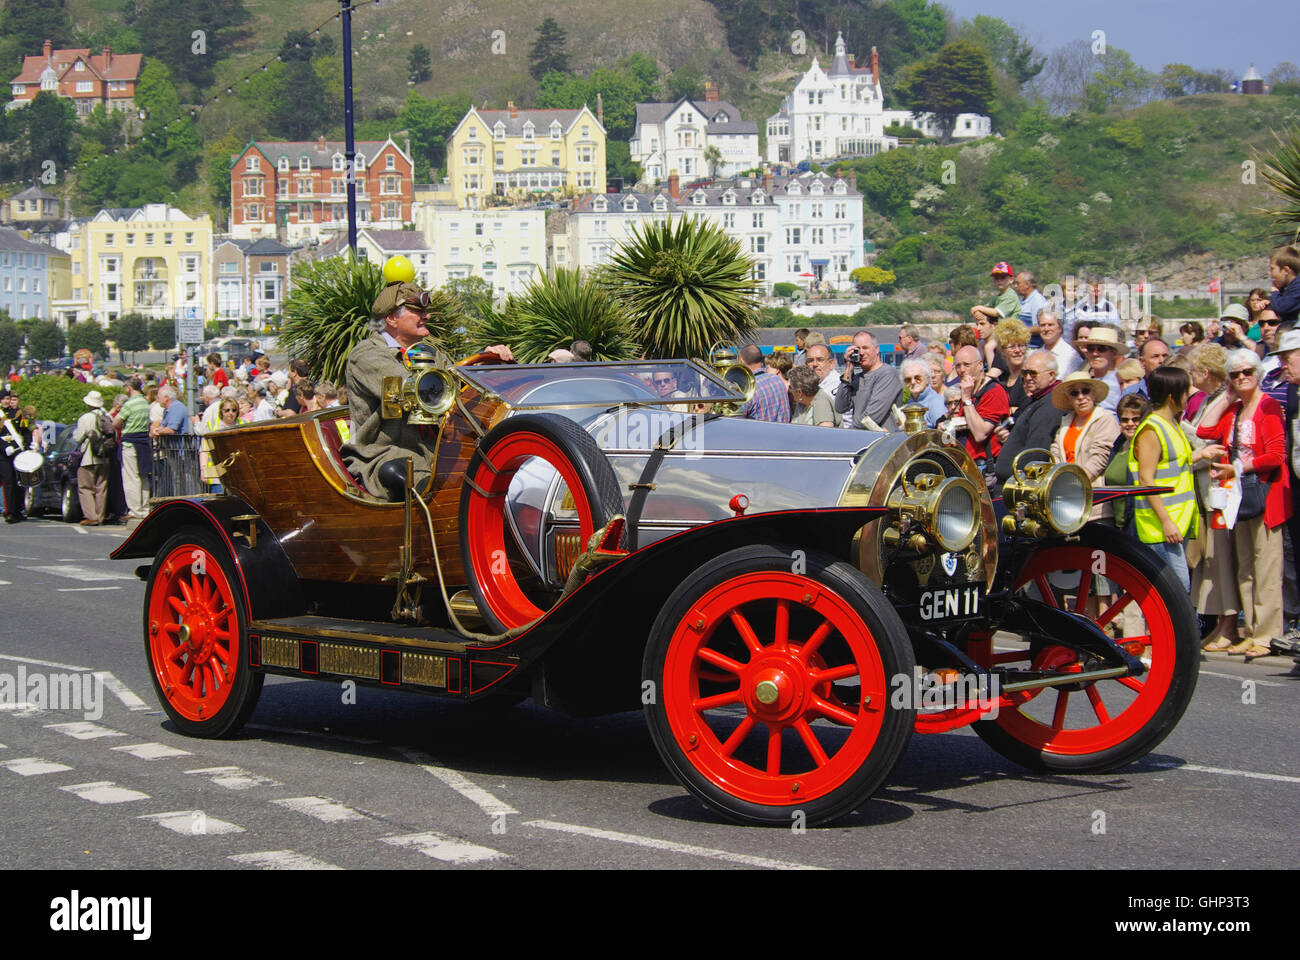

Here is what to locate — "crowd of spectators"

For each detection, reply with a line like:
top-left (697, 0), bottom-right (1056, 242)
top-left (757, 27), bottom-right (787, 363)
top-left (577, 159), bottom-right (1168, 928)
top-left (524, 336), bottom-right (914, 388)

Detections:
top-left (764, 249), bottom-right (1300, 669)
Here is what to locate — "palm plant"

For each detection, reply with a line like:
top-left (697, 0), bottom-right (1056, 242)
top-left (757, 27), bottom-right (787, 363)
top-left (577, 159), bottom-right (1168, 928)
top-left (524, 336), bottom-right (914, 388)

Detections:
top-left (1259, 126), bottom-right (1300, 244)
top-left (604, 216), bottom-right (759, 359)
top-left (470, 267), bottom-right (637, 362)
top-left (278, 254), bottom-right (469, 383)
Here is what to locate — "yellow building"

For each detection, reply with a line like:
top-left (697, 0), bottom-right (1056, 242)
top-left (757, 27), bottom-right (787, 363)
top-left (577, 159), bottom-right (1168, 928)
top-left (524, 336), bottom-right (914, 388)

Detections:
top-left (66, 204), bottom-right (214, 326)
top-left (446, 103), bottom-right (606, 209)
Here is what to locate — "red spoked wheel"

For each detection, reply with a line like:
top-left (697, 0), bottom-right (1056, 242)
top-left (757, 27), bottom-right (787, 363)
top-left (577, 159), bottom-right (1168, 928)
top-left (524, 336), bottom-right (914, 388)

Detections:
top-left (143, 530), bottom-right (262, 737)
top-left (972, 525), bottom-right (1198, 772)
top-left (645, 545), bottom-right (915, 826)
top-left (459, 413), bottom-right (624, 633)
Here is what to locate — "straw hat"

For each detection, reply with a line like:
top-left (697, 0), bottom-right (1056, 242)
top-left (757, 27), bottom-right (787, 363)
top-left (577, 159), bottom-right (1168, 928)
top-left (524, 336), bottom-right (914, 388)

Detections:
top-left (82, 390), bottom-right (105, 409)
top-left (1076, 326), bottom-right (1123, 351)
top-left (1052, 371), bottom-right (1109, 410)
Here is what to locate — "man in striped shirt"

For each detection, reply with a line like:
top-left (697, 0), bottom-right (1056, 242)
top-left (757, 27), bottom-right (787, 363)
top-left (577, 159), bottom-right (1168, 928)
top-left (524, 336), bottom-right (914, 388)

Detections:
top-left (739, 344), bottom-right (790, 423)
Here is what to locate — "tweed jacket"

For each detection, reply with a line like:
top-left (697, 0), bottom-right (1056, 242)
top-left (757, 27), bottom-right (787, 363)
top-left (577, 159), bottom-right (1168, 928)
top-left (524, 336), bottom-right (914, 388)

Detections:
top-left (341, 334), bottom-right (436, 498)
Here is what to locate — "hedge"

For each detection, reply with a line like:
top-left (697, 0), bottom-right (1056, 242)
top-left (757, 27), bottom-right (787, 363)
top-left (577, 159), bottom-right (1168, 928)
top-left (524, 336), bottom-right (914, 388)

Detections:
top-left (10, 376), bottom-right (124, 425)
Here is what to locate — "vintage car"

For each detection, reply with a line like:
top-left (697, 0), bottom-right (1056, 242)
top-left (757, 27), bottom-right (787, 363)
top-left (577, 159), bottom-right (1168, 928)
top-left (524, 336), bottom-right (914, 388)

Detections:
top-left (111, 354), bottom-right (1198, 826)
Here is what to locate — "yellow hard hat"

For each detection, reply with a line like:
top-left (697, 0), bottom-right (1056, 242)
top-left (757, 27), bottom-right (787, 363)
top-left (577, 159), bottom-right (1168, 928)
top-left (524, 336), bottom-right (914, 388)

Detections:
top-left (382, 255), bottom-right (415, 285)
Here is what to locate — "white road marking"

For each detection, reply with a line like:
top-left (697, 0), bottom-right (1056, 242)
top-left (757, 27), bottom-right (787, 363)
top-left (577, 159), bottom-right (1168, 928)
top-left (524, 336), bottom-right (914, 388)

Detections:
top-left (228, 850), bottom-right (342, 870)
top-left (113, 742), bottom-right (192, 761)
top-left (0, 580), bottom-right (10, 586)
top-left (60, 781), bottom-right (150, 804)
top-left (396, 747), bottom-right (518, 817)
top-left (2, 757), bottom-right (72, 776)
top-left (523, 820), bottom-right (824, 870)
top-left (0, 703), bottom-right (45, 717)
top-left (184, 765), bottom-right (281, 791)
top-left (18, 564), bottom-right (137, 581)
top-left (271, 796), bottom-right (369, 823)
top-left (1150, 761), bottom-right (1300, 785)
top-left (70, 526), bottom-right (86, 535)
top-left (94, 672), bottom-right (151, 711)
top-left (44, 721), bottom-right (125, 740)
top-left (1198, 669), bottom-right (1287, 687)
top-left (56, 586), bottom-right (121, 592)
top-left (0, 653), bottom-right (94, 672)
top-left (138, 811), bottom-right (245, 836)
top-left (0, 554), bottom-right (40, 560)
top-left (380, 831), bottom-right (506, 864)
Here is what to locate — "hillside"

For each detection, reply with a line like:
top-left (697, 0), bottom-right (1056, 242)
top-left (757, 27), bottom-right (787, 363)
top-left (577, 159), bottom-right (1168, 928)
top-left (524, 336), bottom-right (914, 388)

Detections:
top-left (838, 93), bottom-right (1299, 303)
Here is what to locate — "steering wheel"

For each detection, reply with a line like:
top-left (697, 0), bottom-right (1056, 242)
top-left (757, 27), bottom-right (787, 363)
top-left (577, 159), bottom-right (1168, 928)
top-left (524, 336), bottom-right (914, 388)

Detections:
top-left (458, 350), bottom-right (514, 367)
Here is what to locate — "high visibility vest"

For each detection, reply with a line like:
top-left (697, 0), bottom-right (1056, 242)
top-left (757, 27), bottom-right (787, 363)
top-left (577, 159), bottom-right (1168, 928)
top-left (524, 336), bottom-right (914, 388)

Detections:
top-left (1128, 412), bottom-right (1198, 543)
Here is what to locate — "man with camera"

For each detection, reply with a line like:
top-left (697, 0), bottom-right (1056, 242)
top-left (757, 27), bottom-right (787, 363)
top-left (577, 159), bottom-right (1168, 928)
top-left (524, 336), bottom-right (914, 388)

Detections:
top-left (834, 331), bottom-right (901, 431)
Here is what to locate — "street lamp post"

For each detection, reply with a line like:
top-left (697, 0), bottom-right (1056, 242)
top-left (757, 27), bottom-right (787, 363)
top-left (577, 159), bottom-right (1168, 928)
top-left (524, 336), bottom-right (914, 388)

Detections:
top-left (340, 0), bottom-right (358, 254)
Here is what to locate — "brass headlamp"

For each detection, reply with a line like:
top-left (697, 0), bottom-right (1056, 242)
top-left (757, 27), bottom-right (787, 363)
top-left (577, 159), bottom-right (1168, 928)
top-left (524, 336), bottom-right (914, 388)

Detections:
top-left (382, 356), bottom-right (458, 425)
top-left (1001, 450), bottom-right (1092, 538)
top-left (707, 344), bottom-right (756, 414)
top-left (882, 459), bottom-right (980, 554)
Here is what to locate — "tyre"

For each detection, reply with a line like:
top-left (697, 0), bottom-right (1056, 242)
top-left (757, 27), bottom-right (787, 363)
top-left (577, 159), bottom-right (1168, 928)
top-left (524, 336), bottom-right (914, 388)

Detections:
top-left (143, 529), bottom-right (263, 737)
top-left (643, 545), bottom-right (916, 826)
top-left (23, 483), bottom-right (41, 517)
top-left (459, 413), bottom-right (624, 633)
top-left (972, 524), bottom-right (1199, 772)
top-left (60, 482), bottom-right (81, 522)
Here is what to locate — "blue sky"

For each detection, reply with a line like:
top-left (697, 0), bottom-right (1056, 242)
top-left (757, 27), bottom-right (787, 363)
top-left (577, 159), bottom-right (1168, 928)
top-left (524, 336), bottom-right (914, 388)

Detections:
top-left (939, 0), bottom-right (1292, 76)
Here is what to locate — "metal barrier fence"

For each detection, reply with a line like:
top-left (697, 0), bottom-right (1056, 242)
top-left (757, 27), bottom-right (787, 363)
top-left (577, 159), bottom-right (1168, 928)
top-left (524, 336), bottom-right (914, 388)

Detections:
top-left (152, 434), bottom-right (205, 498)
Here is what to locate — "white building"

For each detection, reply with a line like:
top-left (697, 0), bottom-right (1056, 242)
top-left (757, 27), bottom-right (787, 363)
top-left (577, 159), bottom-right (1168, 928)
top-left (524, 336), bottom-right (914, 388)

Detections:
top-left (766, 33), bottom-right (991, 164)
top-left (355, 229), bottom-right (434, 289)
top-left (551, 170), bottom-right (864, 296)
top-left (630, 83), bottom-right (761, 183)
top-left (413, 204), bottom-right (546, 297)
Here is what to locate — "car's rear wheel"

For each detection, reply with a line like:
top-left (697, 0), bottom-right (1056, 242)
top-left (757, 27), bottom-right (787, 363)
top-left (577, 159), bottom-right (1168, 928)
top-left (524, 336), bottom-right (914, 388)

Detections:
top-left (23, 483), bottom-right (41, 517)
top-left (644, 545), bottom-right (915, 826)
top-left (459, 413), bottom-right (624, 633)
top-left (143, 529), bottom-right (262, 737)
top-left (60, 482), bottom-right (81, 522)
top-left (971, 525), bottom-right (1198, 772)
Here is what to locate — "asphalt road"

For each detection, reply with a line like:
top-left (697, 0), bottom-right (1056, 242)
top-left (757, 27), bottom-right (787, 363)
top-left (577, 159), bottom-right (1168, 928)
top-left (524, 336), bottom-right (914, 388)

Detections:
top-left (1, 516), bottom-right (1297, 873)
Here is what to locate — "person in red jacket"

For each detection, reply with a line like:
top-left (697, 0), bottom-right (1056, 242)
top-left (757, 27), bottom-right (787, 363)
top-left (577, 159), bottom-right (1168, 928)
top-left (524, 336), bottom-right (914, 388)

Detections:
top-left (1197, 348), bottom-right (1292, 662)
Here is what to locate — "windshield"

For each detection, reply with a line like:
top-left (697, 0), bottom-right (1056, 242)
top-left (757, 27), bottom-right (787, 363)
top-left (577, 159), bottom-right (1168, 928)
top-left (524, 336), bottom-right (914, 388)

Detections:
top-left (455, 360), bottom-right (747, 410)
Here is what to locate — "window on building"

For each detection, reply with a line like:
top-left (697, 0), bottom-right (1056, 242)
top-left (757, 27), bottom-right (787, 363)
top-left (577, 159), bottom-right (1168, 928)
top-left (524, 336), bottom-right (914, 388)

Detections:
top-left (751, 212), bottom-right (764, 228)
top-left (382, 202), bottom-right (398, 219)
top-left (220, 262), bottom-right (238, 274)
top-left (262, 280), bottom-right (277, 300)
top-left (164, 233), bottom-right (173, 245)
top-left (475, 222), bottom-right (484, 236)
top-left (300, 156), bottom-right (310, 171)
top-left (299, 204), bottom-right (313, 222)
top-left (723, 212), bottom-right (735, 228)
top-left (811, 227), bottom-right (823, 244)
top-left (145, 232), bottom-right (154, 245)
top-left (786, 227), bottom-right (802, 245)
top-left (496, 150), bottom-right (504, 167)
top-left (493, 123), bottom-right (505, 140)
top-left (331, 178), bottom-right (344, 195)
top-left (259, 261), bottom-right (275, 272)
top-left (834, 202), bottom-right (846, 219)
top-left (246, 156), bottom-right (260, 171)
top-left (332, 155), bottom-right (344, 171)
top-left (750, 236), bottom-right (765, 254)
top-left (104, 234), bottom-right (114, 245)
top-left (183, 256), bottom-right (198, 273)
top-left (386, 154), bottom-right (396, 170)
top-left (787, 254), bottom-right (802, 272)
top-left (550, 121), bottom-right (561, 139)
top-left (810, 203), bottom-right (823, 218)
top-left (126, 233), bottom-right (135, 246)
top-left (185, 233), bottom-right (194, 245)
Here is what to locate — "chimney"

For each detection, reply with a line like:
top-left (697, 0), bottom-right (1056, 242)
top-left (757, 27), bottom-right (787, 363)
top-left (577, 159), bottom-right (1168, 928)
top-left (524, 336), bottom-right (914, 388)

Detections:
top-left (704, 81), bottom-right (718, 103)
top-left (317, 135), bottom-right (326, 151)
top-left (404, 137), bottom-right (411, 158)
top-left (102, 46), bottom-right (111, 67)
top-left (763, 170), bottom-right (773, 193)
top-left (596, 92), bottom-right (604, 126)
top-left (43, 39), bottom-right (52, 61)
top-left (871, 46), bottom-right (879, 87)
top-left (508, 100), bottom-right (517, 119)
top-left (667, 171), bottom-right (680, 200)
top-left (848, 54), bottom-right (855, 69)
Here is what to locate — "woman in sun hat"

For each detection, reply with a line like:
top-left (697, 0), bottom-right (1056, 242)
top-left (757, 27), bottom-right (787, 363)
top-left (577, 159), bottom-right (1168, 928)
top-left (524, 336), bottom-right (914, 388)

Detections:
top-left (1050, 372), bottom-right (1121, 508)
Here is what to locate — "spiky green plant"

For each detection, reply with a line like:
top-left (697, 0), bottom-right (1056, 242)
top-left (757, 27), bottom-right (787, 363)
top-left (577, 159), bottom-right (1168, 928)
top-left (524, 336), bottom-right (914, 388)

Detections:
top-left (278, 254), bottom-right (470, 383)
top-left (469, 267), bottom-right (638, 362)
top-left (1259, 126), bottom-right (1300, 245)
top-left (604, 216), bottom-right (759, 359)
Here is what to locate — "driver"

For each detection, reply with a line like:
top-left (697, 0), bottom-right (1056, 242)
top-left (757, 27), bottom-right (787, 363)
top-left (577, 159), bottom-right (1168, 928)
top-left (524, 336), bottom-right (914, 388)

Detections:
top-left (1, 389), bottom-right (35, 524)
top-left (341, 276), bottom-right (512, 500)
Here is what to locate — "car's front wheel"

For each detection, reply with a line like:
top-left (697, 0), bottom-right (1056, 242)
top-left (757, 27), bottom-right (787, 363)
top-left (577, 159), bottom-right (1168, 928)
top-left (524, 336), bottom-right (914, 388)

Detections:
top-left (60, 481), bottom-right (81, 522)
top-left (644, 545), bottom-right (915, 826)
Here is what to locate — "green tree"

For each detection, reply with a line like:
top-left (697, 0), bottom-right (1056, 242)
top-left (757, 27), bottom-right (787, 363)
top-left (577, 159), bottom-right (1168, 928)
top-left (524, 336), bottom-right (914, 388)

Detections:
top-left (0, 318), bottom-right (20, 370)
top-left (666, 65), bottom-right (704, 102)
top-left (894, 41), bottom-right (995, 142)
top-left (134, 61), bottom-right (201, 185)
top-left (83, 104), bottom-right (128, 152)
top-left (408, 44), bottom-right (432, 84)
top-left (0, 0), bottom-right (74, 82)
top-left (960, 14), bottom-right (1044, 87)
top-left (136, 0), bottom-right (252, 92)
top-left (66, 319), bottom-right (108, 358)
top-left (619, 53), bottom-right (661, 98)
top-left (399, 91), bottom-right (468, 180)
top-left (269, 31), bottom-right (332, 140)
top-left (605, 217), bottom-right (759, 359)
top-left (889, 0), bottom-right (947, 59)
top-left (15, 92), bottom-right (78, 183)
top-left (26, 321), bottom-right (65, 364)
top-left (109, 314), bottom-right (151, 361)
top-left (851, 266), bottom-right (897, 291)
top-left (529, 17), bottom-right (570, 80)
top-left (442, 276), bottom-right (495, 321)
top-left (473, 268), bottom-right (636, 362)
top-left (1082, 48), bottom-right (1154, 113)
top-left (150, 317), bottom-right (178, 352)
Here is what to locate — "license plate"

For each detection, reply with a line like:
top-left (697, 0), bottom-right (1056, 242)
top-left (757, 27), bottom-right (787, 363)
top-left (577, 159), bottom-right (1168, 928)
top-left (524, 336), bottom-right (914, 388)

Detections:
top-left (917, 585), bottom-right (982, 622)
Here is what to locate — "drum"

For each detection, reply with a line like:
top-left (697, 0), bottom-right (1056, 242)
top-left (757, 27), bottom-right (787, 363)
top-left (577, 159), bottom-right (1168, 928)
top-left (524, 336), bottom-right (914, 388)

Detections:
top-left (13, 449), bottom-right (43, 480)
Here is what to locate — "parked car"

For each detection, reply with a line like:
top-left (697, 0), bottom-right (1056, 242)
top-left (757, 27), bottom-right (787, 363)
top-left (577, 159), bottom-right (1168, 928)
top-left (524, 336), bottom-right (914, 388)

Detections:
top-left (22, 423), bottom-right (83, 522)
top-left (111, 354), bottom-right (1198, 826)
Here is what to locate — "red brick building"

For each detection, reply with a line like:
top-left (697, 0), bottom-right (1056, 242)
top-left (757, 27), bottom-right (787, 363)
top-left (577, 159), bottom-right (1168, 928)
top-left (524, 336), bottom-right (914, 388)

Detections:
top-left (229, 137), bottom-right (414, 244)
top-left (8, 40), bottom-right (141, 116)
